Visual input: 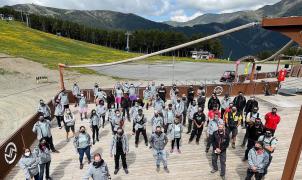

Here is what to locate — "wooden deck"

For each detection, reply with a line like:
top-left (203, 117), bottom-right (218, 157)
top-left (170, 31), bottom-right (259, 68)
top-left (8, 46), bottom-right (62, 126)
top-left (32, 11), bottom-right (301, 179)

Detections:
top-left (5, 95), bottom-right (302, 180)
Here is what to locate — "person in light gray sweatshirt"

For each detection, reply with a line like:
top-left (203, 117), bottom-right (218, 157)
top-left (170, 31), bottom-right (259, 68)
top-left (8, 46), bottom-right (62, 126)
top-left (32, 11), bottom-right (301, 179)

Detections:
top-left (72, 82), bottom-right (81, 107)
top-left (74, 126), bottom-right (92, 169)
top-left (32, 116), bottom-right (58, 152)
top-left (34, 138), bottom-right (52, 180)
top-left (90, 109), bottom-right (101, 145)
top-left (83, 153), bottom-right (110, 180)
top-left (220, 94), bottom-right (231, 118)
top-left (58, 89), bottom-right (69, 109)
top-left (63, 108), bottom-right (75, 141)
top-left (110, 127), bottom-right (129, 175)
top-left (246, 141), bottom-right (269, 180)
top-left (54, 99), bottom-right (64, 129)
top-left (37, 99), bottom-right (51, 120)
top-left (19, 148), bottom-right (39, 180)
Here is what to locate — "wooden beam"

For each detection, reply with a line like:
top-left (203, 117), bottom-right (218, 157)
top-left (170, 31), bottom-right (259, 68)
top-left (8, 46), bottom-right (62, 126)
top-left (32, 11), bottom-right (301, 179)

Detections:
top-left (58, 64), bottom-right (65, 90)
top-left (281, 106), bottom-right (302, 180)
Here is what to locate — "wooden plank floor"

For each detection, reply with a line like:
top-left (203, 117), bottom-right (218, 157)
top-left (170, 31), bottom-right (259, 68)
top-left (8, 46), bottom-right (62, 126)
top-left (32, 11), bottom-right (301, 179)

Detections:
top-left (6, 95), bottom-right (302, 180)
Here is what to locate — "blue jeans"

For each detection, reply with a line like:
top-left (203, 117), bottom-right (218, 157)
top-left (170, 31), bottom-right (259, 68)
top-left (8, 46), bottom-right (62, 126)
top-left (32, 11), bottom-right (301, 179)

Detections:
top-left (26, 173), bottom-right (39, 180)
top-left (153, 150), bottom-right (167, 167)
top-left (78, 146), bottom-right (91, 165)
top-left (39, 161), bottom-right (50, 180)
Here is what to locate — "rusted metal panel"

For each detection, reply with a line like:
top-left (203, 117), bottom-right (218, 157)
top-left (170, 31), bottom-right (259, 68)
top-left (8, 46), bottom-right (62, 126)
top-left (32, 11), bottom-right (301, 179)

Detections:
top-left (262, 17), bottom-right (302, 27)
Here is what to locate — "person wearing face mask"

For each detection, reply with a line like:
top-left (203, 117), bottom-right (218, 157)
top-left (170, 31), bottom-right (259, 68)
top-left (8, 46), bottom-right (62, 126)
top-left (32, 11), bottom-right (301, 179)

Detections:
top-left (37, 99), bottom-right (51, 121)
top-left (187, 85), bottom-right (195, 108)
top-left (208, 93), bottom-right (221, 111)
top-left (19, 148), bottom-right (39, 180)
top-left (54, 99), bottom-right (64, 129)
top-left (134, 108), bottom-right (148, 147)
top-left (63, 108), bottom-right (75, 142)
top-left (173, 97), bottom-right (184, 124)
top-left (243, 118), bottom-right (264, 161)
top-left (129, 83), bottom-right (141, 107)
top-left (58, 89), bottom-right (69, 109)
top-left (244, 96), bottom-right (258, 126)
top-left (264, 107), bottom-right (280, 136)
top-left (220, 94), bottom-right (231, 118)
top-left (110, 127), bottom-right (129, 175)
top-left (150, 126), bottom-right (169, 173)
top-left (187, 100), bottom-right (198, 134)
top-left (83, 153), bottom-right (111, 180)
top-left (206, 113), bottom-right (224, 153)
top-left (122, 81), bottom-right (130, 94)
top-left (197, 85), bottom-right (205, 97)
top-left (164, 103), bottom-right (176, 133)
top-left (207, 105), bottom-right (221, 127)
top-left (79, 92), bottom-right (88, 121)
top-left (169, 84), bottom-right (178, 102)
top-left (143, 86), bottom-right (152, 110)
top-left (233, 91), bottom-right (246, 127)
top-left (149, 81), bottom-right (158, 103)
top-left (197, 91), bottom-right (206, 109)
top-left (181, 94), bottom-right (188, 126)
top-left (96, 100), bottom-right (107, 128)
top-left (157, 83), bottom-right (167, 102)
top-left (34, 138), bottom-right (52, 180)
top-left (153, 94), bottom-right (165, 116)
top-left (242, 107), bottom-right (261, 147)
top-left (246, 141), bottom-right (269, 180)
top-left (151, 111), bottom-right (164, 133)
top-left (73, 126), bottom-right (92, 169)
top-left (32, 116), bottom-right (58, 152)
top-left (189, 107), bottom-right (206, 145)
top-left (225, 106), bottom-right (242, 148)
top-left (258, 130), bottom-right (278, 176)
top-left (72, 82), bottom-right (81, 107)
top-left (106, 91), bottom-right (115, 110)
top-left (114, 85), bottom-right (123, 109)
top-left (168, 118), bottom-right (183, 153)
top-left (95, 88), bottom-right (107, 106)
top-left (93, 83), bottom-right (99, 98)
top-left (211, 124), bottom-right (229, 180)
top-left (121, 93), bottom-right (131, 121)
top-left (90, 109), bottom-right (101, 145)
top-left (108, 105), bottom-right (116, 134)
top-left (112, 109), bottom-right (124, 134)
top-left (130, 102), bottom-right (143, 134)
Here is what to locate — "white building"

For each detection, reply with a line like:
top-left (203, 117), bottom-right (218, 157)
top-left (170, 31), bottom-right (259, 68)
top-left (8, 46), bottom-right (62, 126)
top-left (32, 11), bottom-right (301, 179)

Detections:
top-left (191, 50), bottom-right (215, 60)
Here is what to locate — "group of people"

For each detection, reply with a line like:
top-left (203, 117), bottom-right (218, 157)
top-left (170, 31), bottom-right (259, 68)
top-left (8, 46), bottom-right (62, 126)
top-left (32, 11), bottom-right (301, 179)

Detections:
top-left (19, 81), bottom-right (281, 180)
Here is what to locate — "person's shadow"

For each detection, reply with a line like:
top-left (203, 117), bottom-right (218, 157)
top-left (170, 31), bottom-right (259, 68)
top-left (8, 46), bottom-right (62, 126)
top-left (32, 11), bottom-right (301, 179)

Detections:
top-left (127, 151), bottom-right (137, 168)
top-left (50, 158), bottom-right (72, 179)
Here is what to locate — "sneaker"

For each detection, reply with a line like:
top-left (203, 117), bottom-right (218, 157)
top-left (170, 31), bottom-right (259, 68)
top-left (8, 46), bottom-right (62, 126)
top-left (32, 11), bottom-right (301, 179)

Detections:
top-left (135, 144), bottom-right (138, 148)
top-left (177, 149), bottom-right (181, 153)
top-left (88, 161), bottom-right (91, 164)
top-left (96, 138), bottom-right (99, 142)
top-left (241, 144), bottom-right (245, 148)
top-left (170, 149), bottom-right (173, 153)
top-left (242, 158), bottom-right (247, 162)
top-left (66, 138), bottom-right (69, 142)
top-left (124, 169), bottom-right (129, 174)
top-left (232, 143), bottom-right (236, 149)
top-left (186, 131), bottom-right (190, 134)
top-left (196, 141), bottom-right (200, 145)
top-left (205, 149), bottom-right (209, 153)
top-left (52, 150), bottom-right (59, 153)
top-left (188, 140), bottom-right (192, 144)
top-left (93, 141), bottom-right (95, 145)
top-left (220, 175), bottom-right (226, 180)
top-left (81, 118), bottom-right (83, 121)
top-left (80, 164), bottom-right (83, 169)
top-left (102, 125), bottom-right (104, 128)
top-left (114, 169), bottom-right (119, 175)
top-left (145, 142), bottom-right (148, 147)
top-left (58, 127), bottom-right (62, 129)
top-left (211, 169), bottom-right (218, 173)
top-left (164, 167), bottom-right (170, 173)
top-left (156, 165), bottom-right (160, 172)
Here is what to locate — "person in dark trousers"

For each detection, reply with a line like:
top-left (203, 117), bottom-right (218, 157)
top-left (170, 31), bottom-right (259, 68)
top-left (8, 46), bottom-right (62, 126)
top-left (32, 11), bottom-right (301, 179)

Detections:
top-left (37, 99), bottom-right (51, 121)
top-left (225, 107), bottom-right (242, 149)
top-left (110, 127), bottom-right (129, 175)
top-left (220, 94), bottom-right (231, 118)
top-left (54, 99), bottom-right (64, 129)
top-left (32, 116), bottom-right (59, 153)
top-left (134, 108), bottom-right (148, 147)
top-left (89, 109), bottom-right (101, 145)
top-left (107, 91), bottom-right (115, 109)
top-left (186, 100), bottom-right (198, 134)
top-left (19, 148), bottom-right (39, 180)
top-left (73, 126), bottom-right (92, 169)
top-left (121, 93), bottom-right (131, 121)
top-left (96, 100), bottom-right (107, 128)
top-left (187, 85), bottom-right (195, 108)
top-left (264, 107), bottom-right (280, 136)
top-left (211, 124), bottom-right (230, 180)
top-left (244, 96), bottom-right (258, 127)
top-left (181, 95), bottom-right (188, 126)
top-left (197, 92), bottom-right (206, 109)
top-left (189, 107), bottom-right (206, 145)
top-left (242, 106), bottom-right (260, 147)
top-left (34, 138), bottom-right (52, 180)
top-left (157, 83), bottom-right (167, 102)
top-left (233, 91), bottom-right (246, 127)
top-left (243, 118), bottom-right (264, 161)
top-left (208, 93), bottom-right (221, 111)
top-left (246, 141), bottom-right (269, 180)
top-left (206, 113), bottom-right (224, 153)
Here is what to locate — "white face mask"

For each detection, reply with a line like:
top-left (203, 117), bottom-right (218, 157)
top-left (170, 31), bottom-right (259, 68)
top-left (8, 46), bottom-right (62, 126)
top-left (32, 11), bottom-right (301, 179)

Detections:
top-left (25, 152), bottom-right (30, 157)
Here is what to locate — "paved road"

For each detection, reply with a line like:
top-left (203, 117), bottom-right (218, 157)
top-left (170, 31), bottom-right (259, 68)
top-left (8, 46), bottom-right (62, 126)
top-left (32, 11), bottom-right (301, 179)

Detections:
top-left (90, 62), bottom-right (277, 83)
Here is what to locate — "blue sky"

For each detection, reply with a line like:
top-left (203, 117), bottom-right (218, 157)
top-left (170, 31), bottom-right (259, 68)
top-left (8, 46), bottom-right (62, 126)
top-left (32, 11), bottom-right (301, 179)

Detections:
top-left (0, 0), bottom-right (281, 22)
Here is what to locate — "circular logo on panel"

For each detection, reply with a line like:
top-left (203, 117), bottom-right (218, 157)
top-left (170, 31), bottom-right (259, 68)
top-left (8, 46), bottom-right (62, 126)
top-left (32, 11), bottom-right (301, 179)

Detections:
top-left (214, 86), bottom-right (223, 96)
top-left (4, 142), bottom-right (17, 164)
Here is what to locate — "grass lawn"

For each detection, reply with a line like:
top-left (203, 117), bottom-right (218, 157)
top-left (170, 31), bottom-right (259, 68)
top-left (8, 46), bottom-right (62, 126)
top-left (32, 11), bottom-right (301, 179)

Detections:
top-left (0, 21), bottom-right (231, 74)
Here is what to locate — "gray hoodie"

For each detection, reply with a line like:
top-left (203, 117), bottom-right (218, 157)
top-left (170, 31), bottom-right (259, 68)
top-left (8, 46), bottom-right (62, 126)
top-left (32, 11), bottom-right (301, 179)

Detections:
top-left (54, 104), bottom-right (64, 116)
top-left (221, 97), bottom-right (231, 110)
top-left (74, 132), bottom-right (91, 149)
top-left (153, 99), bottom-right (165, 113)
top-left (151, 116), bottom-right (164, 132)
top-left (248, 148), bottom-right (269, 173)
top-left (150, 132), bottom-right (168, 150)
top-left (134, 114), bottom-right (147, 130)
top-left (90, 114), bottom-right (101, 127)
top-left (110, 134), bottom-right (129, 155)
top-left (37, 104), bottom-right (51, 118)
top-left (19, 154), bottom-right (39, 179)
top-left (33, 146), bottom-right (51, 164)
top-left (83, 161), bottom-right (110, 180)
top-left (164, 109), bottom-right (175, 125)
top-left (32, 120), bottom-right (52, 140)
top-left (173, 101), bottom-right (184, 116)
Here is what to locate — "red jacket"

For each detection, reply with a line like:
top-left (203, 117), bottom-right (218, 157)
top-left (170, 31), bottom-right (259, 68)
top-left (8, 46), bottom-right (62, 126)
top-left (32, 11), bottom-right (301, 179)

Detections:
top-left (265, 112), bottom-right (280, 130)
top-left (208, 110), bottom-right (221, 120)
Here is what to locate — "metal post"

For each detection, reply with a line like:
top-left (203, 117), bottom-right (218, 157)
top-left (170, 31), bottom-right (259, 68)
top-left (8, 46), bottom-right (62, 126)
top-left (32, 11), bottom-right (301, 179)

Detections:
top-left (58, 64), bottom-right (65, 90)
top-left (172, 55), bottom-right (175, 84)
top-left (281, 106), bottom-right (302, 180)
top-left (276, 55), bottom-right (281, 75)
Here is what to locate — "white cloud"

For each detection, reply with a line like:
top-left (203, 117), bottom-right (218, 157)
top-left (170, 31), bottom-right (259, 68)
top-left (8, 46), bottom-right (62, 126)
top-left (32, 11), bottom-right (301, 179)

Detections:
top-left (170, 10), bottom-right (203, 22)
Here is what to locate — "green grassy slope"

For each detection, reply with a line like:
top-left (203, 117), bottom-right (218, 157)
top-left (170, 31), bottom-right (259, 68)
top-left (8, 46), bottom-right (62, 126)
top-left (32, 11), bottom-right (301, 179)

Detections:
top-left (0, 21), bottom-right (229, 74)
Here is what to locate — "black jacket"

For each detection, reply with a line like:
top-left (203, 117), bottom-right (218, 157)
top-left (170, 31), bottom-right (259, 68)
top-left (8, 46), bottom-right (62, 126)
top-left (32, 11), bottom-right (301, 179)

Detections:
top-left (212, 130), bottom-right (230, 152)
top-left (121, 96), bottom-right (131, 108)
top-left (233, 95), bottom-right (246, 111)
top-left (247, 124), bottom-right (264, 141)
top-left (208, 97), bottom-right (221, 110)
top-left (187, 88), bottom-right (195, 100)
top-left (197, 96), bottom-right (206, 109)
top-left (244, 100), bottom-right (258, 113)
